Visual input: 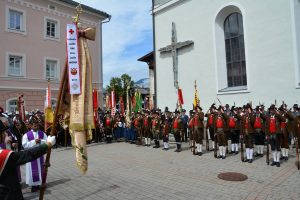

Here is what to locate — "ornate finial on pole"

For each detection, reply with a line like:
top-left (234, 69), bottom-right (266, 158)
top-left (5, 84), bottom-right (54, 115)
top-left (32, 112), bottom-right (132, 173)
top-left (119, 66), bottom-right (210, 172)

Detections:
top-left (72, 4), bottom-right (83, 26)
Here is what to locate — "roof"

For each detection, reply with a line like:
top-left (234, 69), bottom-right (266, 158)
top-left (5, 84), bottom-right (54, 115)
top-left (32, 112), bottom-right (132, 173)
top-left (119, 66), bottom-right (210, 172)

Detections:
top-left (137, 51), bottom-right (154, 63)
top-left (58, 0), bottom-right (111, 19)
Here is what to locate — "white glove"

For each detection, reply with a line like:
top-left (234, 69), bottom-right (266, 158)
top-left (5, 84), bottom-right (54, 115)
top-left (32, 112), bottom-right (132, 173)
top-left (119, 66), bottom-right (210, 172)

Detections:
top-left (47, 135), bottom-right (56, 146)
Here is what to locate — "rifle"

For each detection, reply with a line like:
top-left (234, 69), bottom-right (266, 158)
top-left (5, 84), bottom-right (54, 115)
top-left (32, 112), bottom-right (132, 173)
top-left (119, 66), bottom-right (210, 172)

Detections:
top-left (206, 128), bottom-right (209, 151)
top-left (193, 132), bottom-right (196, 155)
top-left (214, 133), bottom-right (218, 158)
top-left (266, 135), bottom-right (270, 165)
top-left (240, 135), bottom-right (244, 162)
top-left (296, 137), bottom-right (299, 170)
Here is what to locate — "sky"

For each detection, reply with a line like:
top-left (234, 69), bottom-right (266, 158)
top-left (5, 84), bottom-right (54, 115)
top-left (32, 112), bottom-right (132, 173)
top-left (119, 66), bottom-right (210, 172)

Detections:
top-left (75, 0), bottom-right (153, 87)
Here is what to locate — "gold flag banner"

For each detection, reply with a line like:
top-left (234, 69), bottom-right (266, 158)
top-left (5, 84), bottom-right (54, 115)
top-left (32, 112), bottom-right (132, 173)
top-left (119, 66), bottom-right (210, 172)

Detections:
top-left (66, 27), bottom-right (96, 173)
top-left (44, 107), bottom-right (54, 123)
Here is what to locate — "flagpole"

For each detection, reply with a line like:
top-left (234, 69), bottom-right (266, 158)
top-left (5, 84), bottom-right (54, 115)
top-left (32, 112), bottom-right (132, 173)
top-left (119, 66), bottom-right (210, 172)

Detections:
top-left (39, 4), bottom-right (82, 199)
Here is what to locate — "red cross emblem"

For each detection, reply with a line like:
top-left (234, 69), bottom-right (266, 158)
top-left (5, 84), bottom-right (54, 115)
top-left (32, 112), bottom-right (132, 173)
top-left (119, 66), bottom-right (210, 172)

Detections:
top-left (69, 29), bottom-right (74, 35)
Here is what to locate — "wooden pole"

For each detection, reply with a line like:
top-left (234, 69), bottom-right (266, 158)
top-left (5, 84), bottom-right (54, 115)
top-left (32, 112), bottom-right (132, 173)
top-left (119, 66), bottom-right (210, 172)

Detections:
top-left (39, 61), bottom-right (68, 200)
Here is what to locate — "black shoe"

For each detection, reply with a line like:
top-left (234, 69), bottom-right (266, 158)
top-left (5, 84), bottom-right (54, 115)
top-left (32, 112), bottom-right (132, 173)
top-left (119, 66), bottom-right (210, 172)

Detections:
top-left (285, 157), bottom-right (288, 161)
top-left (276, 162), bottom-right (280, 167)
top-left (217, 155), bottom-right (222, 159)
top-left (254, 154), bottom-right (259, 157)
top-left (243, 159), bottom-right (249, 162)
top-left (260, 154), bottom-right (264, 157)
top-left (222, 156), bottom-right (226, 159)
top-left (229, 151), bottom-right (234, 154)
top-left (235, 151), bottom-right (239, 154)
top-left (31, 186), bottom-right (39, 192)
top-left (271, 161), bottom-right (277, 166)
top-left (198, 152), bottom-right (202, 156)
top-left (248, 159), bottom-right (253, 163)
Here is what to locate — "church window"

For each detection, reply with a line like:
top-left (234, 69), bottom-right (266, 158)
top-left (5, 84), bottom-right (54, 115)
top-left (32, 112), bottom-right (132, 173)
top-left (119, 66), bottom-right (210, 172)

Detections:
top-left (6, 98), bottom-right (18, 113)
top-left (8, 55), bottom-right (23, 76)
top-left (44, 17), bottom-right (60, 41)
top-left (46, 59), bottom-right (58, 80)
top-left (224, 13), bottom-right (247, 87)
top-left (8, 9), bottom-right (23, 31)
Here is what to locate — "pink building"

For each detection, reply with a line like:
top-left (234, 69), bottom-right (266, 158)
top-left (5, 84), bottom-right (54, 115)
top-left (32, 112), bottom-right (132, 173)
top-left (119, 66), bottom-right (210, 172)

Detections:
top-left (0, 0), bottom-right (110, 113)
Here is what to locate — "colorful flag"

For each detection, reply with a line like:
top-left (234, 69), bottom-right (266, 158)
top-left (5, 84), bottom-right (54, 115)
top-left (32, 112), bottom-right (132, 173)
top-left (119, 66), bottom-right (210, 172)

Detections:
top-left (193, 80), bottom-right (200, 109)
top-left (44, 80), bottom-right (53, 126)
top-left (134, 90), bottom-right (142, 113)
top-left (178, 88), bottom-right (184, 106)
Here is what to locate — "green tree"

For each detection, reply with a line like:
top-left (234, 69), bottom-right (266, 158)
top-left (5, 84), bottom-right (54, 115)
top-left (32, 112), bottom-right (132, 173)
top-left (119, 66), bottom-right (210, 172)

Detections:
top-left (106, 74), bottom-right (134, 106)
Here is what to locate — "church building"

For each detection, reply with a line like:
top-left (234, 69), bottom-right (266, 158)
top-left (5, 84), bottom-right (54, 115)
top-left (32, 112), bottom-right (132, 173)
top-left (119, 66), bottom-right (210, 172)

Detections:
top-left (153, 0), bottom-right (300, 111)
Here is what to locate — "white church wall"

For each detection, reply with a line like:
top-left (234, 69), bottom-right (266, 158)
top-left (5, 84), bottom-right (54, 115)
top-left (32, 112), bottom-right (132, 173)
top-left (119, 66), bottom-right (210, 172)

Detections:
top-left (292, 0), bottom-right (300, 87)
top-left (154, 0), bottom-right (300, 112)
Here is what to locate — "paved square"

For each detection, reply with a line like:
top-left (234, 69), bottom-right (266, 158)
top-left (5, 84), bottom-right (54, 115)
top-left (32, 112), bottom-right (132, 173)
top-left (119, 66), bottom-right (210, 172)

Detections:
top-left (22, 142), bottom-right (300, 200)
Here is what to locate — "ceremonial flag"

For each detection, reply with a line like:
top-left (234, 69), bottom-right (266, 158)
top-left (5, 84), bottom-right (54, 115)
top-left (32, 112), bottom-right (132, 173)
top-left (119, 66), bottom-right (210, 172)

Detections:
top-left (18, 95), bottom-right (26, 121)
top-left (92, 89), bottom-right (98, 125)
top-left (120, 96), bottom-right (125, 115)
top-left (193, 80), bottom-right (200, 109)
top-left (134, 90), bottom-right (142, 112)
top-left (105, 94), bottom-right (110, 109)
top-left (44, 80), bottom-right (53, 130)
top-left (178, 88), bottom-right (184, 106)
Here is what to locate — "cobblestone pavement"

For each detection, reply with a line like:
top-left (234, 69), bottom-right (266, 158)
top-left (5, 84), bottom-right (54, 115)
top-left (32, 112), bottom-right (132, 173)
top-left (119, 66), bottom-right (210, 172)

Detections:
top-left (22, 141), bottom-right (300, 200)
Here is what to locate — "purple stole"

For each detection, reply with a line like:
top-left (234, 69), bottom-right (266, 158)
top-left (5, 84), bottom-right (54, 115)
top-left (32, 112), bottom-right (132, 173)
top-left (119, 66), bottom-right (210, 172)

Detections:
top-left (27, 130), bottom-right (45, 182)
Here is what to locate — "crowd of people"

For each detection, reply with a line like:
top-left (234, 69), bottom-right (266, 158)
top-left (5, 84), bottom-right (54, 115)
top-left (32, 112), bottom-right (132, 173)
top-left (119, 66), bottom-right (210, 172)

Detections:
top-left (0, 102), bottom-right (300, 198)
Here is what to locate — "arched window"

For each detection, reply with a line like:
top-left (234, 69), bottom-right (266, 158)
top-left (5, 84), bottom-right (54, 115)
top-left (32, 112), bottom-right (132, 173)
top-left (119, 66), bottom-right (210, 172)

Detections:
top-left (6, 98), bottom-right (18, 113)
top-left (51, 99), bottom-right (57, 110)
top-left (224, 13), bottom-right (246, 87)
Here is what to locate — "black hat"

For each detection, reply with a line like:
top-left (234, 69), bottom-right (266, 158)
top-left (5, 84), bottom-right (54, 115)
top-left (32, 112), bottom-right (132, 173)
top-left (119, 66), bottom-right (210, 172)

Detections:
top-left (210, 103), bottom-right (216, 109)
top-left (29, 116), bottom-right (39, 124)
top-left (269, 104), bottom-right (276, 110)
top-left (196, 106), bottom-right (202, 110)
top-left (217, 106), bottom-right (223, 111)
top-left (0, 120), bottom-right (9, 132)
top-left (174, 109), bottom-right (180, 114)
top-left (231, 106), bottom-right (235, 111)
top-left (164, 107), bottom-right (169, 112)
top-left (293, 104), bottom-right (298, 108)
top-left (182, 109), bottom-right (186, 112)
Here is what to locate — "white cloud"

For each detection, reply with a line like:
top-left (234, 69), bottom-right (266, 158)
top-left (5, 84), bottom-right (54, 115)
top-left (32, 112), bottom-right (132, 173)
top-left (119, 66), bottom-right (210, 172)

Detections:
top-left (75, 0), bottom-right (153, 86)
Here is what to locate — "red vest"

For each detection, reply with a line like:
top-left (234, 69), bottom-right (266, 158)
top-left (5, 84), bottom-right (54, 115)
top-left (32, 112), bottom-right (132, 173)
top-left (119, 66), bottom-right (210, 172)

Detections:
top-left (208, 115), bottom-right (213, 125)
top-left (253, 117), bottom-right (262, 129)
top-left (0, 149), bottom-right (12, 176)
top-left (228, 117), bottom-right (236, 128)
top-left (216, 117), bottom-right (223, 128)
top-left (134, 119), bottom-right (139, 127)
top-left (152, 120), bottom-right (157, 127)
top-left (244, 117), bottom-right (249, 129)
top-left (105, 118), bottom-right (111, 126)
top-left (269, 117), bottom-right (276, 133)
top-left (281, 122), bottom-right (287, 128)
top-left (193, 116), bottom-right (199, 127)
top-left (188, 119), bottom-right (194, 128)
top-left (173, 119), bottom-right (179, 129)
top-left (144, 119), bottom-right (148, 126)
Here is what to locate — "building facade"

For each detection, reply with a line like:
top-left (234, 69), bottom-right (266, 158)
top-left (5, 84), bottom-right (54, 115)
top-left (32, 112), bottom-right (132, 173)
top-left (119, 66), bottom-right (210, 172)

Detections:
top-left (0, 0), bottom-right (110, 112)
top-left (153, 0), bottom-right (300, 111)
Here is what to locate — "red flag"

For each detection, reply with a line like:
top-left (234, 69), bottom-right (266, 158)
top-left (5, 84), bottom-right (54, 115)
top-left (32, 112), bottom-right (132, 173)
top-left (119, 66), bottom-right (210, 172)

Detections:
top-left (120, 97), bottom-right (124, 115)
top-left (111, 91), bottom-right (116, 108)
top-left (92, 89), bottom-right (98, 125)
top-left (178, 88), bottom-right (184, 105)
top-left (93, 89), bottom-right (98, 110)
